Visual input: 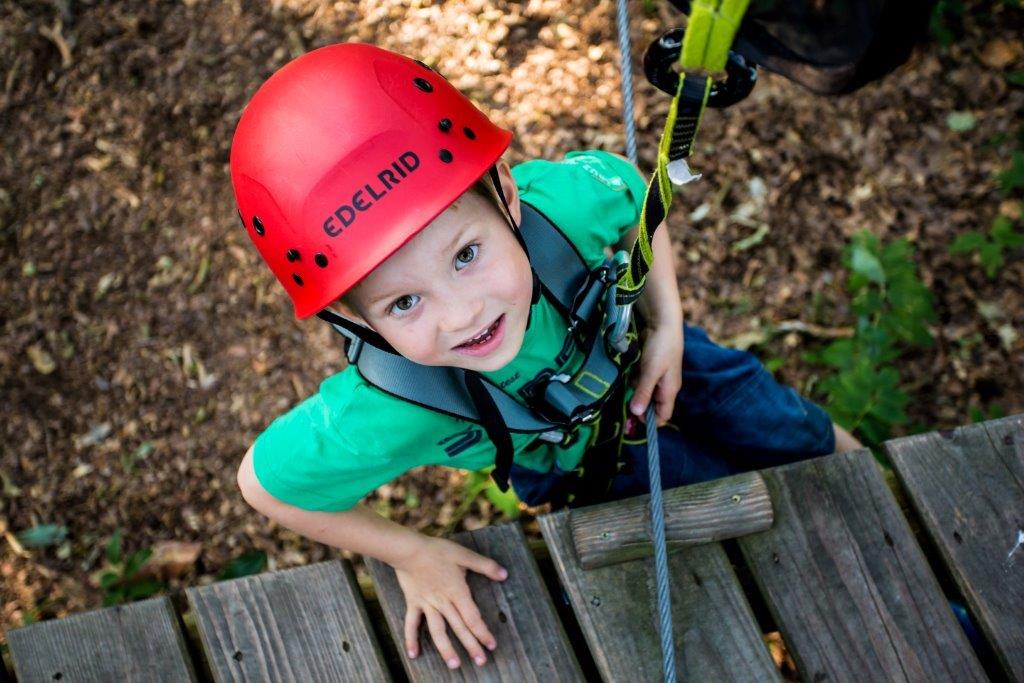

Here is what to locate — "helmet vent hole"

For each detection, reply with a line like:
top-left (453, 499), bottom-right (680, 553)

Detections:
top-left (463, 127), bottom-right (476, 140)
top-left (252, 216), bottom-right (265, 236)
top-left (314, 253), bottom-right (328, 268)
top-left (438, 118), bottom-right (452, 133)
top-left (413, 77), bottom-right (433, 92)
top-left (286, 249), bottom-right (300, 262)
top-left (439, 149), bottom-right (453, 163)
top-left (292, 273), bottom-right (304, 286)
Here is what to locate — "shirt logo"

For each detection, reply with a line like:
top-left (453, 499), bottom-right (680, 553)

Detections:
top-left (323, 151), bottom-right (421, 237)
top-left (565, 155), bottom-right (626, 190)
top-left (437, 426), bottom-right (483, 457)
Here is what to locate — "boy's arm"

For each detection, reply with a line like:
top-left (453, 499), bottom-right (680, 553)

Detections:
top-left (609, 153), bottom-right (684, 425)
top-left (236, 447), bottom-right (507, 669)
top-left (238, 445), bottom-right (422, 566)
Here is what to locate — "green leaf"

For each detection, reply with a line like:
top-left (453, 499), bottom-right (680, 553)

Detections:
top-left (979, 242), bottom-right (1004, 278)
top-left (107, 529), bottom-right (123, 565)
top-left (945, 111), bottom-right (977, 132)
top-left (819, 339), bottom-right (856, 369)
top-left (218, 551), bottom-right (268, 581)
top-left (850, 244), bottom-right (886, 285)
top-left (103, 590), bottom-right (125, 607)
top-left (732, 223), bottom-right (770, 252)
top-left (949, 231), bottom-right (986, 254)
top-left (99, 571), bottom-right (121, 590)
top-left (125, 579), bottom-right (166, 600)
top-left (991, 215), bottom-right (1024, 247)
top-left (1008, 71), bottom-right (1024, 87)
top-left (123, 548), bottom-right (152, 579)
top-left (998, 151), bottom-right (1024, 195)
top-left (16, 524), bottom-right (68, 548)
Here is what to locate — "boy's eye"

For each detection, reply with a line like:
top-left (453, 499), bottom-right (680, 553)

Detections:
top-left (390, 294), bottom-right (420, 315)
top-left (455, 244), bottom-right (479, 270)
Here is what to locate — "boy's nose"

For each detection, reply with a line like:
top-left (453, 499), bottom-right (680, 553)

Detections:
top-left (439, 294), bottom-right (486, 337)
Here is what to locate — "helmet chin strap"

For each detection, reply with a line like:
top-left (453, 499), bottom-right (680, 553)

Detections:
top-left (487, 165), bottom-right (541, 306)
top-left (316, 308), bottom-right (397, 354)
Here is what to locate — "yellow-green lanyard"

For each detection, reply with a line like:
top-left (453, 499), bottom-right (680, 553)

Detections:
top-left (615, 0), bottom-right (750, 305)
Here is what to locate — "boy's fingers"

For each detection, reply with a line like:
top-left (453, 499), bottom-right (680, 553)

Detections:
top-left (425, 607), bottom-right (460, 669)
top-left (461, 551), bottom-right (508, 582)
top-left (440, 602), bottom-right (488, 666)
top-left (455, 595), bottom-right (497, 652)
top-left (629, 379), bottom-right (653, 420)
top-left (404, 606), bottom-right (423, 658)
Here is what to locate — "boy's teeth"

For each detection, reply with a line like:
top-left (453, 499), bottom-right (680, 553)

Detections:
top-left (462, 318), bottom-right (498, 346)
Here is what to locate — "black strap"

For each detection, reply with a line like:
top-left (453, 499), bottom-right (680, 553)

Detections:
top-left (316, 309), bottom-right (397, 354)
top-left (465, 371), bottom-right (515, 492)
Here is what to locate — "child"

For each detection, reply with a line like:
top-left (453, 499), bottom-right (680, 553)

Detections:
top-left (232, 43), bottom-right (861, 670)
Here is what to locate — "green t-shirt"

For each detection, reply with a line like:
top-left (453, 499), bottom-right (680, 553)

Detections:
top-left (252, 150), bottom-right (648, 511)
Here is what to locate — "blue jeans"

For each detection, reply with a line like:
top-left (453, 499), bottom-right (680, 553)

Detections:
top-left (509, 323), bottom-right (837, 507)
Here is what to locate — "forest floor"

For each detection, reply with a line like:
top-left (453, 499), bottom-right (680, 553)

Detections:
top-left (2, 0), bottom-right (1022, 655)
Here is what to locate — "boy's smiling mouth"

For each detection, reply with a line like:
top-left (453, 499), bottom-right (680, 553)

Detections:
top-left (453, 314), bottom-right (506, 356)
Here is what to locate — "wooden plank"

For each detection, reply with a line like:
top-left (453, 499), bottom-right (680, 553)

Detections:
top-left (540, 508), bottom-right (778, 682)
top-left (186, 560), bottom-right (390, 682)
top-left (884, 415), bottom-right (1024, 680)
top-left (366, 522), bottom-right (583, 681)
top-left (737, 449), bottom-right (986, 682)
top-left (570, 470), bottom-right (773, 568)
top-left (6, 596), bottom-right (196, 682)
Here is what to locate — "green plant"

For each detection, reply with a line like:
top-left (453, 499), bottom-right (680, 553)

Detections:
top-left (443, 467), bottom-right (521, 535)
top-left (95, 529), bottom-right (166, 606)
top-left (929, 0), bottom-right (965, 46)
top-left (969, 404), bottom-right (1006, 423)
top-left (804, 231), bottom-right (936, 447)
top-left (218, 551), bottom-right (267, 581)
top-left (949, 215), bottom-right (1024, 277)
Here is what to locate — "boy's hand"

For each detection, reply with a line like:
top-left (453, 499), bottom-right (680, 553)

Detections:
top-left (392, 535), bottom-right (508, 669)
top-left (629, 323), bottom-right (684, 426)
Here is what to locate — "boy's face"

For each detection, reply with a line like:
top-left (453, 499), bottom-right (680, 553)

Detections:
top-left (340, 162), bottom-right (533, 373)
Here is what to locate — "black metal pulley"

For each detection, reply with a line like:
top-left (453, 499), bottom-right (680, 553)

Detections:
top-left (643, 28), bottom-right (758, 109)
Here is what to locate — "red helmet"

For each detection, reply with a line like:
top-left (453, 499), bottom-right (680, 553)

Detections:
top-left (230, 43), bottom-right (513, 319)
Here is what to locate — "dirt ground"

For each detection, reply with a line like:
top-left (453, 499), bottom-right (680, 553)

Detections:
top-left (1, 0), bottom-right (1022, 641)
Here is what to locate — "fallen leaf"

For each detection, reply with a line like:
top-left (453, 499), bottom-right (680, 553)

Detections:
top-left (137, 541), bottom-right (203, 581)
top-left (27, 344), bottom-right (56, 374)
top-left (16, 524), bottom-right (68, 548)
top-left (75, 422), bottom-right (112, 449)
top-left (945, 111), bottom-right (977, 132)
top-left (980, 38), bottom-right (1023, 70)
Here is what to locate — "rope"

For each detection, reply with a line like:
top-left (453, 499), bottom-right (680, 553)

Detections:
top-left (645, 404), bottom-right (677, 681)
top-left (616, 0), bottom-right (677, 679)
top-left (615, 0), bottom-right (638, 165)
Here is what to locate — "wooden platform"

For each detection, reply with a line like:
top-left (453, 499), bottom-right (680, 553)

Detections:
top-left (6, 415), bottom-right (1022, 682)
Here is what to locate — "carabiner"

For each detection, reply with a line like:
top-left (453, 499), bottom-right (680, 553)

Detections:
top-left (605, 251), bottom-right (633, 353)
top-left (643, 28), bottom-right (757, 108)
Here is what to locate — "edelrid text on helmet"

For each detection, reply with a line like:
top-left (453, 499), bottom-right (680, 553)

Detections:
top-left (322, 151), bottom-right (421, 238)
top-left (230, 43), bottom-right (512, 319)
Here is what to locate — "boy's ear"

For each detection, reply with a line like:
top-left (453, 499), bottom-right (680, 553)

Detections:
top-left (494, 159), bottom-right (522, 227)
